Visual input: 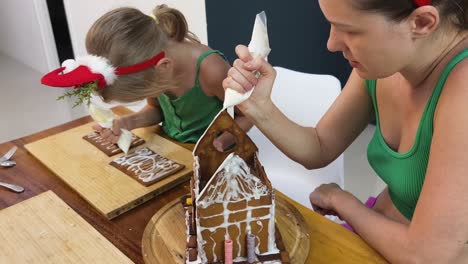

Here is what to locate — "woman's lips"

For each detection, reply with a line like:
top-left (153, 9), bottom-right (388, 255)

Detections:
top-left (348, 60), bottom-right (360, 68)
top-left (344, 54), bottom-right (360, 68)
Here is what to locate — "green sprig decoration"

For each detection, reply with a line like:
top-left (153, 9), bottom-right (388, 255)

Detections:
top-left (56, 82), bottom-right (98, 108)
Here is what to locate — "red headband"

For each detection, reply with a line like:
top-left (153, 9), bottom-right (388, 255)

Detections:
top-left (41, 51), bottom-right (165, 89)
top-left (413, 0), bottom-right (431, 6)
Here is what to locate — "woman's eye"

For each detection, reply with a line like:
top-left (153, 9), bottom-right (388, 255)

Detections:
top-left (345, 30), bottom-right (359, 35)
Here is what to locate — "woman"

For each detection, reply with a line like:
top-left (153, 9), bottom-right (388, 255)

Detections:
top-left (223, 0), bottom-right (468, 262)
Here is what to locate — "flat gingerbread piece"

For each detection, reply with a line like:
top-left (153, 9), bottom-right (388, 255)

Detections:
top-left (110, 147), bottom-right (185, 186)
top-left (83, 131), bottom-right (145, 156)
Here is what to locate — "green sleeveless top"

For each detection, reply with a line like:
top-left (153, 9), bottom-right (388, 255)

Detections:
top-left (157, 50), bottom-right (225, 143)
top-left (366, 48), bottom-right (468, 220)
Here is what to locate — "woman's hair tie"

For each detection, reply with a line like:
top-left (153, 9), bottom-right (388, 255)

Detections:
top-left (413, 0), bottom-right (431, 7)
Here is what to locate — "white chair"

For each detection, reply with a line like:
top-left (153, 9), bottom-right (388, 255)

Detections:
top-left (248, 66), bottom-right (344, 209)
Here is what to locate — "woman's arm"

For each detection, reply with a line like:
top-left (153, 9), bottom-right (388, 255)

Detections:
top-left (329, 61), bottom-right (468, 264)
top-left (224, 45), bottom-right (373, 168)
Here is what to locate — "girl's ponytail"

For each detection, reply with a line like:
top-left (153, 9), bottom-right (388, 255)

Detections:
top-left (153, 4), bottom-right (200, 43)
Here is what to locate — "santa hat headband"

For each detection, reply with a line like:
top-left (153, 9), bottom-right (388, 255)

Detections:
top-left (41, 51), bottom-right (165, 89)
top-left (413, 0), bottom-right (431, 6)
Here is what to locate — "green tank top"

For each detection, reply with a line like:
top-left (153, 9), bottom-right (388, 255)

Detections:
top-left (366, 48), bottom-right (468, 220)
top-left (157, 50), bottom-right (225, 143)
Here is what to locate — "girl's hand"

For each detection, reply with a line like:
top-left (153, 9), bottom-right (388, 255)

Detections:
top-left (222, 45), bottom-right (277, 115)
top-left (91, 117), bottom-right (130, 144)
top-left (309, 183), bottom-right (347, 218)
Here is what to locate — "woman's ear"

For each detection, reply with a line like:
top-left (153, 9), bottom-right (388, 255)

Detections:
top-left (409, 6), bottom-right (439, 38)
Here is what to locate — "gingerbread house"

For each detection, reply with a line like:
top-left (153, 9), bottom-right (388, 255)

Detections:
top-left (184, 110), bottom-right (284, 263)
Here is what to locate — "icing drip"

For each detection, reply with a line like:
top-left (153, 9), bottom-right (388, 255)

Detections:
top-left (267, 195), bottom-right (277, 253)
top-left (195, 216), bottom-right (208, 262)
top-left (193, 156), bottom-right (200, 197)
top-left (113, 147), bottom-right (182, 182)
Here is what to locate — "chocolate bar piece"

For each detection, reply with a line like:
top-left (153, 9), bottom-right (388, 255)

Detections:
top-left (83, 131), bottom-right (145, 156)
top-left (110, 147), bottom-right (185, 186)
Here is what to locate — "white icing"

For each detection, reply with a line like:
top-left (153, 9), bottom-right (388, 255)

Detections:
top-left (223, 11), bottom-right (271, 117)
top-left (248, 11), bottom-right (271, 60)
top-left (193, 110), bottom-right (225, 155)
top-left (113, 147), bottom-right (182, 182)
top-left (117, 129), bottom-right (133, 154)
top-left (88, 103), bottom-right (114, 129)
top-left (267, 193), bottom-right (277, 253)
top-left (223, 89), bottom-right (253, 118)
top-left (196, 153), bottom-right (268, 206)
top-left (186, 255), bottom-right (201, 264)
top-left (193, 156), bottom-right (200, 197)
top-left (194, 153), bottom-right (278, 263)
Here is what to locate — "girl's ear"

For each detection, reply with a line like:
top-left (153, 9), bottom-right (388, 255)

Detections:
top-left (409, 6), bottom-right (439, 38)
top-left (155, 57), bottom-right (172, 71)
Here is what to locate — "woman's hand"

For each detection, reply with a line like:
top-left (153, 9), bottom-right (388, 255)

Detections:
top-left (222, 45), bottom-right (277, 115)
top-left (91, 117), bottom-right (131, 144)
top-left (309, 183), bottom-right (349, 218)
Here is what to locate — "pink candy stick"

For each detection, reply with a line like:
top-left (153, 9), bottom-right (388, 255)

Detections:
top-left (225, 239), bottom-right (233, 264)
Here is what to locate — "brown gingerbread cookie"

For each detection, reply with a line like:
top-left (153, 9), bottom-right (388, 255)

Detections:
top-left (83, 131), bottom-right (145, 156)
top-left (110, 147), bottom-right (185, 186)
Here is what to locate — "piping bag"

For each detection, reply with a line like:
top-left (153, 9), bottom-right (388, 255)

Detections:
top-left (88, 102), bottom-right (133, 153)
top-left (223, 11), bottom-right (271, 118)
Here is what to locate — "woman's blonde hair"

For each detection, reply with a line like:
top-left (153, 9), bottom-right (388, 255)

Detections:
top-left (86, 4), bottom-right (200, 103)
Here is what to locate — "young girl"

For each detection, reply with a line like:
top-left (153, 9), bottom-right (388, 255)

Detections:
top-left (224, 0), bottom-right (468, 262)
top-left (41, 4), bottom-right (251, 150)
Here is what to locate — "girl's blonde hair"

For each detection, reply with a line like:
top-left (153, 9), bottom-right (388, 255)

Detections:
top-left (86, 4), bottom-right (200, 103)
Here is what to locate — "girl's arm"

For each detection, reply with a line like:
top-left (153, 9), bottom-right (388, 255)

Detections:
top-left (92, 98), bottom-right (163, 143)
top-left (198, 53), bottom-right (254, 150)
top-left (120, 97), bottom-right (164, 130)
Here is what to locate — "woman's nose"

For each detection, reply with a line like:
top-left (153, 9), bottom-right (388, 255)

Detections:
top-left (327, 27), bottom-right (343, 52)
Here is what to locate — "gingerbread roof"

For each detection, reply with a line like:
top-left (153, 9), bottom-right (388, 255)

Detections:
top-left (193, 110), bottom-right (258, 191)
top-left (196, 153), bottom-right (270, 207)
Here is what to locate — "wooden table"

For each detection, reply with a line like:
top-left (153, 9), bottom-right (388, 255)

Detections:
top-left (0, 106), bottom-right (387, 264)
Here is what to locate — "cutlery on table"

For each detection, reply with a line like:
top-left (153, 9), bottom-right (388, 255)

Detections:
top-left (0, 160), bottom-right (16, 168)
top-left (0, 146), bottom-right (17, 162)
top-left (0, 181), bottom-right (24, 193)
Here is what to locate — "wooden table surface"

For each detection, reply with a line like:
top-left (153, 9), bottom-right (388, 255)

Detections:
top-left (0, 106), bottom-right (387, 264)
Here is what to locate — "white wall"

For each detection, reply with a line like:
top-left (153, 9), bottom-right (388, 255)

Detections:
top-left (0, 0), bottom-right (59, 73)
top-left (64, 0), bottom-right (207, 57)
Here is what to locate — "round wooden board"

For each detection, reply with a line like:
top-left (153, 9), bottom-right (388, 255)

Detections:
top-left (142, 194), bottom-right (310, 264)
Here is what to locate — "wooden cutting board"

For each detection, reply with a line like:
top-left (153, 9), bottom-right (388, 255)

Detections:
top-left (142, 193), bottom-right (309, 264)
top-left (0, 191), bottom-right (133, 263)
top-left (25, 123), bottom-right (193, 219)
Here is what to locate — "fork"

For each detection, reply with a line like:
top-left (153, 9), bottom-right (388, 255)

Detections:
top-left (0, 181), bottom-right (24, 193)
top-left (0, 146), bottom-right (17, 162)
